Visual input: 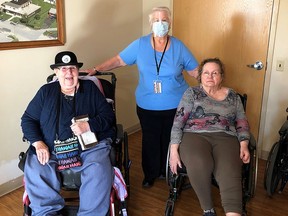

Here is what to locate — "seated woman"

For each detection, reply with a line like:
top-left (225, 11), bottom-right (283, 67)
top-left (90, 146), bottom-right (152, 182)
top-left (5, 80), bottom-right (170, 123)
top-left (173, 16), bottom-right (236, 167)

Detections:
top-left (21, 51), bottom-right (115, 216)
top-left (169, 58), bottom-right (250, 216)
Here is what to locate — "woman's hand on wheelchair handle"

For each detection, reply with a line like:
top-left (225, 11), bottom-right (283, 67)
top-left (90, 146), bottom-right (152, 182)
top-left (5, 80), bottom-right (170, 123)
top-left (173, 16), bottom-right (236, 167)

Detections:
top-left (240, 140), bottom-right (250, 164)
top-left (32, 141), bottom-right (50, 165)
top-left (80, 68), bottom-right (97, 76)
top-left (169, 144), bottom-right (182, 175)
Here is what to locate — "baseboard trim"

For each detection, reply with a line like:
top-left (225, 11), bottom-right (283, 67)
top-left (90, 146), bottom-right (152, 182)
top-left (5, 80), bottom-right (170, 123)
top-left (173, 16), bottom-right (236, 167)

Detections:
top-left (125, 123), bottom-right (141, 135)
top-left (260, 150), bottom-right (269, 160)
top-left (0, 175), bottom-right (23, 197)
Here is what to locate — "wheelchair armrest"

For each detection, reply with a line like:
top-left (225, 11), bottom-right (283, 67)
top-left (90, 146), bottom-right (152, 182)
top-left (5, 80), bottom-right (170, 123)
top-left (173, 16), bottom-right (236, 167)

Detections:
top-left (18, 151), bottom-right (27, 172)
top-left (279, 120), bottom-right (288, 136)
top-left (115, 124), bottom-right (124, 144)
top-left (249, 134), bottom-right (257, 151)
top-left (177, 162), bottom-right (187, 174)
top-left (109, 124), bottom-right (124, 166)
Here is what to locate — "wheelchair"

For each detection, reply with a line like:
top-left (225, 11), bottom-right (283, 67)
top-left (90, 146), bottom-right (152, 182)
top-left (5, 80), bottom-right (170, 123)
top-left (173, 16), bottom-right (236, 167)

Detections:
top-left (18, 71), bottom-right (130, 216)
top-left (264, 107), bottom-right (288, 197)
top-left (165, 93), bottom-right (258, 216)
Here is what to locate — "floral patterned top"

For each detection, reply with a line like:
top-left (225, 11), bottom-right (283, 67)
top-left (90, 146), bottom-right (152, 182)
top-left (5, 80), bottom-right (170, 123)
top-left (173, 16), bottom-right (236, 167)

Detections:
top-left (170, 86), bottom-right (250, 144)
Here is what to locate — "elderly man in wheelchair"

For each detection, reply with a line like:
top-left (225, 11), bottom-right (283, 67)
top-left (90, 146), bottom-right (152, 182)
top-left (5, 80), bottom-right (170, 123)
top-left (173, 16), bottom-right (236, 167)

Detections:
top-left (20, 51), bottom-right (116, 216)
top-left (168, 58), bottom-right (250, 216)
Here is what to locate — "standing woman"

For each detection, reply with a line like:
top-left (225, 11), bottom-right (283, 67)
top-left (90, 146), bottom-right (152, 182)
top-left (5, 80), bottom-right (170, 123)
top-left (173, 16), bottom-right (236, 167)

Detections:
top-left (84, 6), bottom-right (198, 187)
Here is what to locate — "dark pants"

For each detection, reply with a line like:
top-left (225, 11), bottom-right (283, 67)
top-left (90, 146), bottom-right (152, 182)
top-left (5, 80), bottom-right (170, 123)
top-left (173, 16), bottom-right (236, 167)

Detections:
top-left (180, 132), bottom-right (243, 214)
top-left (137, 105), bottom-right (176, 181)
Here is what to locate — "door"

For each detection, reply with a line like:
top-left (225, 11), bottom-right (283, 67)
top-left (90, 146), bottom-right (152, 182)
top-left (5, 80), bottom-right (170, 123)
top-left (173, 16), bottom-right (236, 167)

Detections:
top-left (173, 0), bottom-right (274, 139)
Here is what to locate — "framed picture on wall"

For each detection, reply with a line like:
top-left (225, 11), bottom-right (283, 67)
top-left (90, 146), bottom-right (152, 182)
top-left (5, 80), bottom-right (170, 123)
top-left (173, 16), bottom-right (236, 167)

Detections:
top-left (0, 0), bottom-right (65, 50)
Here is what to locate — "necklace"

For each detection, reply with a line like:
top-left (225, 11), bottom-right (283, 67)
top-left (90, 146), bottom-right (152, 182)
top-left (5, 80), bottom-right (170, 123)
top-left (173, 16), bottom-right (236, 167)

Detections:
top-left (63, 94), bottom-right (74, 101)
top-left (62, 86), bottom-right (77, 101)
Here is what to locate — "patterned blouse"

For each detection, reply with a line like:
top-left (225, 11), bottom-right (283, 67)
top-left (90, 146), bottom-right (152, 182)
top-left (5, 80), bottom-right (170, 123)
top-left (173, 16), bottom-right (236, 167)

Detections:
top-left (170, 86), bottom-right (250, 144)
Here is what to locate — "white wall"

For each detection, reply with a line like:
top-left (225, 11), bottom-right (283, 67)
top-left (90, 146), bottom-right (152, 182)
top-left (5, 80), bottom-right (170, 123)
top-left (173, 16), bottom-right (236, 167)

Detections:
top-left (0, 0), bottom-right (171, 195)
top-left (261, 0), bottom-right (288, 156)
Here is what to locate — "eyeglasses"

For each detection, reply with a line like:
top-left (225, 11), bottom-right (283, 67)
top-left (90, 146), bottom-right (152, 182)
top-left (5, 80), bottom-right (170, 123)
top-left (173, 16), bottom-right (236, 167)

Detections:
top-left (57, 66), bottom-right (78, 72)
top-left (202, 71), bottom-right (221, 78)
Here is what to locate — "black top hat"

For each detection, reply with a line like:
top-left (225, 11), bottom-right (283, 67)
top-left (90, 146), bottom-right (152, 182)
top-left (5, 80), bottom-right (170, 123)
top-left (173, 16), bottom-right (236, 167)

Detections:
top-left (50, 51), bottom-right (83, 70)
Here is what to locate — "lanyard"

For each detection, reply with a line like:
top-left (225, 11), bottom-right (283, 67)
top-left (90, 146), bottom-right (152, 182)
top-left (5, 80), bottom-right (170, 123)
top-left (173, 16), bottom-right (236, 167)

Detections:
top-left (153, 36), bottom-right (169, 76)
top-left (55, 85), bottom-right (76, 140)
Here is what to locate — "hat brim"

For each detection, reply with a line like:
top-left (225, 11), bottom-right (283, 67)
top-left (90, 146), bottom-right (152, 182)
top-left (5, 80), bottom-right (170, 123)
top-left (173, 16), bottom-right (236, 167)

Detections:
top-left (50, 62), bottom-right (83, 70)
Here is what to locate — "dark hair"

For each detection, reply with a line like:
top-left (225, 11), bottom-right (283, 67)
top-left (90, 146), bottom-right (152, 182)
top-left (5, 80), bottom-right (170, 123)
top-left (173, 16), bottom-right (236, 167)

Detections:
top-left (197, 58), bottom-right (225, 83)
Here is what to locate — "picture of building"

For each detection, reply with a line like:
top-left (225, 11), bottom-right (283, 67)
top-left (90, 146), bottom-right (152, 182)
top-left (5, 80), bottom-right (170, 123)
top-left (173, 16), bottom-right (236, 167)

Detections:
top-left (0, 0), bottom-right (58, 43)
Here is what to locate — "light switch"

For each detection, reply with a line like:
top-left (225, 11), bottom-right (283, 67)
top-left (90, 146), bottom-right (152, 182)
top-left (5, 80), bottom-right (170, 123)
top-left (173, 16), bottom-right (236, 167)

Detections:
top-left (276, 60), bottom-right (284, 71)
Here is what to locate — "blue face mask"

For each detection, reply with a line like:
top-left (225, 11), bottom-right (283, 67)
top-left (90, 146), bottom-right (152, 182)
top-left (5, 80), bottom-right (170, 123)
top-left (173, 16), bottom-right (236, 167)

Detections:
top-left (152, 21), bottom-right (169, 37)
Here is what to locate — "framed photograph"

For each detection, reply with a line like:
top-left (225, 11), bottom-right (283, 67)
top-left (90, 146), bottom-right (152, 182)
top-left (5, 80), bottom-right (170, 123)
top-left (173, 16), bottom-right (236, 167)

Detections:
top-left (0, 0), bottom-right (65, 50)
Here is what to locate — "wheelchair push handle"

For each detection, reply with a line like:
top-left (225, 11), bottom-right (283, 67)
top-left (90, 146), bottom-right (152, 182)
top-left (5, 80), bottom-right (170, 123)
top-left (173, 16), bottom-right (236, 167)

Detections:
top-left (278, 107), bottom-right (288, 136)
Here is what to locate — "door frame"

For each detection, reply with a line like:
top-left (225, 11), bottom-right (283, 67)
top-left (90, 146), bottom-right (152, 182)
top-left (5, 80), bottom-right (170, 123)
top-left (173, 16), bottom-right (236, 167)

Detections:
top-left (258, 0), bottom-right (279, 159)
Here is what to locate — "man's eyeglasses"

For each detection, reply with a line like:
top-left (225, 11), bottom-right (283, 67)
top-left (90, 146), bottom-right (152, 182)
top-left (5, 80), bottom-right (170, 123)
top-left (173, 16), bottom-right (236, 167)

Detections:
top-left (202, 71), bottom-right (221, 77)
top-left (57, 66), bottom-right (78, 72)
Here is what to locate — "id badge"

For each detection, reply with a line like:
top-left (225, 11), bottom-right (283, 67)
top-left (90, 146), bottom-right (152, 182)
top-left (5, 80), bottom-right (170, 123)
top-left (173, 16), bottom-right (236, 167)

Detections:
top-left (153, 80), bottom-right (162, 94)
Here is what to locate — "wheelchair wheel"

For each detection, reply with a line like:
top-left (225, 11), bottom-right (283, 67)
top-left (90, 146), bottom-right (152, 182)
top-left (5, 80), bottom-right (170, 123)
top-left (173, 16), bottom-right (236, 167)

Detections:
top-left (123, 131), bottom-right (130, 193)
top-left (166, 144), bottom-right (172, 185)
top-left (264, 142), bottom-right (281, 196)
top-left (247, 135), bottom-right (258, 198)
top-left (165, 200), bottom-right (175, 216)
top-left (242, 134), bottom-right (258, 205)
